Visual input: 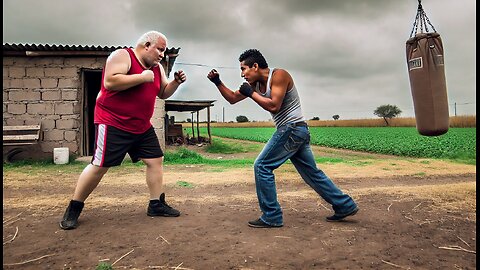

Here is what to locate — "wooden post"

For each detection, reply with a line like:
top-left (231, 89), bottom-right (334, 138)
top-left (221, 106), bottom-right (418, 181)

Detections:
top-left (207, 106), bottom-right (212, 144)
top-left (196, 111), bottom-right (200, 142)
top-left (191, 112), bottom-right (195, 139)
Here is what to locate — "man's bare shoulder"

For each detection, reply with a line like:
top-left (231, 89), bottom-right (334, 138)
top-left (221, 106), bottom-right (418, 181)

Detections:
top-left (273, 68), bottom-right (289, 74)
top-left (107, 48), bottom-right (129, 62)
top-left (272, 68), bottom-right (293, 83)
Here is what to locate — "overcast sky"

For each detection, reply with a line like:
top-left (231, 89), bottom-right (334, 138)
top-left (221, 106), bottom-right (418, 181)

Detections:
top-left (3, 0), bottom-right (476, 122)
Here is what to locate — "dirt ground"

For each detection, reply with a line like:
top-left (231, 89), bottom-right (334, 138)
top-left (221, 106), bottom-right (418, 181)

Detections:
top-left (2, 139), bottom-right (477, 270)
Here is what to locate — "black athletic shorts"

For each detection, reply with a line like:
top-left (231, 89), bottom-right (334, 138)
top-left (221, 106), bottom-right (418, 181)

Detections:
top-left (91, 124), bottom-right (164, 167)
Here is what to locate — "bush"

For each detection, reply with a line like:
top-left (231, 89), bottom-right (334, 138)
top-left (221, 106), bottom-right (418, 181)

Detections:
top-left (236, 115), bottom-right (249, 123)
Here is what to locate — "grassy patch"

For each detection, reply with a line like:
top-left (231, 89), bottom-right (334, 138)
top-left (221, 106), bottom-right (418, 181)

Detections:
top-left (164, 147), bottom-right (255, 167)
top-left (344, 160), bottom-right (373, 166)
top-left (205, 138), bottom-right (246, 154)
top-left (164, 147), bottom-right (205, 164)
top-left (2, 148), bottom-right (377, 173)
top-left (176, 180), bottom-right (195, 188)
top-left (2, 148), bottom-right (255, 172)
top-left (205, 127), bottom-right (476, 164)
top-left (95, 262), bottom-right (113, 270)
top-left (444, 155), bottom-right (477, 165)
top-left (205, 138), bottom-right (261, 154)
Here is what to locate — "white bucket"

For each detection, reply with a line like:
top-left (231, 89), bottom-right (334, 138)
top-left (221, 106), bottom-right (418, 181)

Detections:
top-left (53, 147), bottom-right (69, 165)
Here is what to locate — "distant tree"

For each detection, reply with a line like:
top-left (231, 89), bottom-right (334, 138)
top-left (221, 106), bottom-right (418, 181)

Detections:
top-left (186, 118), bottom-right (192, 123)
top-left (374, 104), bottom-right (402, 126)
top-left (311, 116), bottom-right (320, 121)
top-left (332, 115), bottom-right (340, 120)
top-left (236, 115), bottom-right (249, 123)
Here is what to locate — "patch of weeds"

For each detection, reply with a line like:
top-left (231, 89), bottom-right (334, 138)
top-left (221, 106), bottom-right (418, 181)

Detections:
top-left (345, 160), bottom-right (373, 166)
top-left (314, 157), bottom-right (345, 164)
top-left (164, 147), bottom-right (205, 164)
top-left (96, 262), bottom-right (113, 270)
top-left (412, 172), bottom-right (426, 177)
top-left (445, 157), bottom-right (476, 165)
top-left (437, 151), bottom-right (476, 165)
top-left (205, 138), bottom-right (247, 154)
top-left (206, 168), bottom-right (226, 172)
top-left (176, 180), bottom-right (194, 188)
top-left (120, 159), bottom-right (146, 167)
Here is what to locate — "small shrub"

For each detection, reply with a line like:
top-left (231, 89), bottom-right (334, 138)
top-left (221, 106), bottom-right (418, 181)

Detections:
top-left (96, 262), bottom-right (113, 270)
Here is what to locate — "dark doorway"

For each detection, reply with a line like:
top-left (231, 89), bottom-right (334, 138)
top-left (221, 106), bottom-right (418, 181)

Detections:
top-left (82, 69), bottom-right (102, 156)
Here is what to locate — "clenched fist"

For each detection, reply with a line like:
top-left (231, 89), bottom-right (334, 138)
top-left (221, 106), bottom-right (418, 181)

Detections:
top-left (207, 69), bottom-right (222, 86)
top-left (239, 82), bottom-right (254, 97)
top-left (174, 70), bottom-right (186, 84)
top-left (141, 69), bottom-right (154, 82)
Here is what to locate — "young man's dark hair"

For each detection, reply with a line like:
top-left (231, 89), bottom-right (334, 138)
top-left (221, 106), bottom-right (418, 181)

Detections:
top-left (238, 49), bottom-right (268, 68)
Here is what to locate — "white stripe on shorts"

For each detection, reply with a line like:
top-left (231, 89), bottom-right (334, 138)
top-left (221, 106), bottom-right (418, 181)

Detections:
top-left (92, 124), bottom-right (107, 166)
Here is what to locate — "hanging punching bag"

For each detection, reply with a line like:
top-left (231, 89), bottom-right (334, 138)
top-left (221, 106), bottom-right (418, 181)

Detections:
top-left (406, 0), bottom-right (449, 136)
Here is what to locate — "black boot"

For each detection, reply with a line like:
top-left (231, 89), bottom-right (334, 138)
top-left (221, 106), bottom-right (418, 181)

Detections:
top-left (147, 193), bottom-right (180, 217)
top-left (59, 200), bottom-right (84, 230)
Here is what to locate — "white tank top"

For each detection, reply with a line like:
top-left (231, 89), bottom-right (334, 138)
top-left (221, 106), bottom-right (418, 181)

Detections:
top-left (256, 68), bottom-right (305, 128)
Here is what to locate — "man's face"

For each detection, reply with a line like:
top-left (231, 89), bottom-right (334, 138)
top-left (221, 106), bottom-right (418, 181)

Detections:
top-left (240, 61), bottom-right (257, 85)
top-left (144, 37), bottom-right (167, 68)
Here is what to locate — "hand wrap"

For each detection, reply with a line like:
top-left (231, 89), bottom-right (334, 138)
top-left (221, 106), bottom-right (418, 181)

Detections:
top-left (208, 69), bottom-right (222, 86)
top-left (239, 82), bottom-right (254, 97)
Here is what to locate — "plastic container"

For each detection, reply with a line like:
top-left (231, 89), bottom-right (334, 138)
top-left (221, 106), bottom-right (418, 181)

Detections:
top-left (53, 147), bottom-right (69, 164)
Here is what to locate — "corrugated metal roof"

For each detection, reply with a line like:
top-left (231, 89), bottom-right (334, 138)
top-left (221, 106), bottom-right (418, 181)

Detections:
top-left (3, 43), bottom-right (181, 56)
top-left (3, 43), bottom-right (125, 52)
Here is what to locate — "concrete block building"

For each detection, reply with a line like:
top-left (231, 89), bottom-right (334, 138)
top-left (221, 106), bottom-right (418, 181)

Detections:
top-left (3, 43), bottom-right (180, 160)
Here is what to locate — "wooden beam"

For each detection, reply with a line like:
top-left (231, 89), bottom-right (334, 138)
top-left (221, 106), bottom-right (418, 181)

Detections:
top-left (3, 125), bottom-right (41, 131)
top-left (3, 134), bottom-right (39, 141)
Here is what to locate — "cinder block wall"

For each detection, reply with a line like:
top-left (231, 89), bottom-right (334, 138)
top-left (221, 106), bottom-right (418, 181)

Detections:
top-left (3, 56), bottom-right (165, 160)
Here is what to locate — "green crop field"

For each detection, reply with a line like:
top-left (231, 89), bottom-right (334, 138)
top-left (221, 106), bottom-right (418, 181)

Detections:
top-left (197, 127), bottom-right (476, 163)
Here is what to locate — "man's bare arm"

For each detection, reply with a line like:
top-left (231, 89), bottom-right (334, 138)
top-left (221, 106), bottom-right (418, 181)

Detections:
top-left (158, 66), bottom-right (186, 99)
top-left (247, 69), bottom-right (291, 113)
top-left (207, 69), bottom-right (247, 104)
top-left (103, 49), bottom-right (154, 91)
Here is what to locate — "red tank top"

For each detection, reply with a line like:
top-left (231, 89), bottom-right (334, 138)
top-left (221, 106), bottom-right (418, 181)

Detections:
top-left (94, 48), bottom-right (162, 134)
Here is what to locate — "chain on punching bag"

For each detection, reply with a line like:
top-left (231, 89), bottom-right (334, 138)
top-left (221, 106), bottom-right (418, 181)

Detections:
top-left (406, 0), bottom-right (449, 136)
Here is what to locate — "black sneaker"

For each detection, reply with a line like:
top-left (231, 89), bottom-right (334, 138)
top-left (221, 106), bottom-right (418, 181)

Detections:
top-left (59, 200), bottom-right (84, 230)
top-left (147, 193), bottom-right (180, 217)
top-left (326, 207), bottom-right (359, 222)
top-left (248, 218), bottom-right (283, 228)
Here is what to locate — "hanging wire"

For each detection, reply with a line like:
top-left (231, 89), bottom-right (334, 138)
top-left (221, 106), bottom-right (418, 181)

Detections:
top-left (175, 62), bottom-right (238, 69)
top-left (409, 0), bottom-right (437, 38)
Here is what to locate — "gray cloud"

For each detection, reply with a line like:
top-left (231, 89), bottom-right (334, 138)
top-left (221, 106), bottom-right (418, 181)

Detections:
top-left (3, 0), bottom-right (475, 121)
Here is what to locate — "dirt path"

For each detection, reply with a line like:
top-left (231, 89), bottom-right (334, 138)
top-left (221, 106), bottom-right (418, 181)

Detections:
top-left (2, 142), bottom-right (476, 269)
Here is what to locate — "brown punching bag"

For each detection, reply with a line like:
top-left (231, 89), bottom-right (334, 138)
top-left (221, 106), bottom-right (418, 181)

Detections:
top-left (406, 0), bottom-right (449, 136)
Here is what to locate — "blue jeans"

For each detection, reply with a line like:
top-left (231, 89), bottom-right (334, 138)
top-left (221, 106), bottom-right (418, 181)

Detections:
top-left (254, 123), bottom-right (357, 226)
